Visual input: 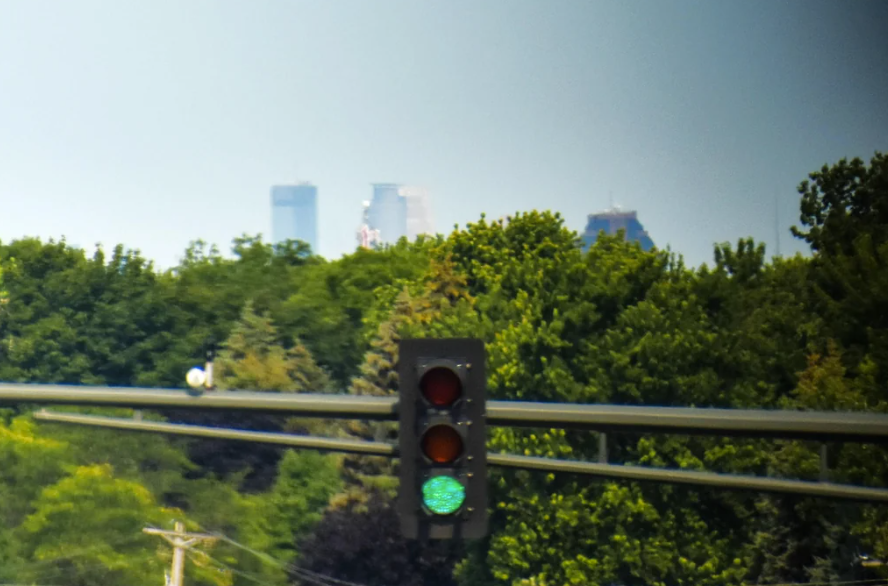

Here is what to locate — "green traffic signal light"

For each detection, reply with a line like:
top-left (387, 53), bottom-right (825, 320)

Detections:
top-left (398, 338), bottom-right (488, 539)
top-left (422, 476), bottom-right (466, 515)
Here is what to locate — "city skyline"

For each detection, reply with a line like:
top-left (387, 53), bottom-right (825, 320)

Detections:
top-left (268, 180), bottom-right (436, 253)
top-left (268, 176), bottom-right (659, 257)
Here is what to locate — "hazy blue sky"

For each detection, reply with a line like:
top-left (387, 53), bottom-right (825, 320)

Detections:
top-left (1, 0), bottom-right (886, 269)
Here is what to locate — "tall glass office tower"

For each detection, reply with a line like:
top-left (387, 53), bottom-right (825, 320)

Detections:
top-left (271, 183), bottom-right (318, 253)
top-left (366, 183), bottom-right (408, 244)
top-left (364, 183), bottom-right (434, 246)
top-left (581, 206), bottom-right (654, 252)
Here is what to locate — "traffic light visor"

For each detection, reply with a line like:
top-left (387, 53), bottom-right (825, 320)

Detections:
top-left (421, 424), bottom-right (464, 464)
top-left (420, 366), bottom-right (462, 407)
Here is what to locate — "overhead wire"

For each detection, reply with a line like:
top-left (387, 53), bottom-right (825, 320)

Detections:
top-left (288, 565), bottom-right (371, 586)
top-left (296, 568), bottom-right (372, 586)
top-left (184, 550), bottom-right (287, 586)
top-left (206, 531), bottom-right (370, 586)
top-left (194, 523), bottom-right (888, 586)
top-left (748, 580), bottom-right (888, 586)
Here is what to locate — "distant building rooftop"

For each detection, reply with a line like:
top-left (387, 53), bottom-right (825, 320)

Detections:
top-left (581, 205), bottom-right (654, 252)
top-left (588, 205), bottom-right (637, 219)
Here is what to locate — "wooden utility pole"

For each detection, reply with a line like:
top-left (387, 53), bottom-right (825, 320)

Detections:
top-left (144, 522), bottom-right (216, 586)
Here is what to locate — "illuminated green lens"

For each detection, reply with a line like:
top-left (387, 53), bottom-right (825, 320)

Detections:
top-left (421, 476), bottom-right (466, 515)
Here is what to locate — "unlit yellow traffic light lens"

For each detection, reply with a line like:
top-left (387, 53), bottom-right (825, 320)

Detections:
top-left (420, 367), bottom-right (462, 407)
top-left (421, 424), bottom-right (463, 464)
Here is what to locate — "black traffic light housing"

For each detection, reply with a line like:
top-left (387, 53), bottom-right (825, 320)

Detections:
top-left (397, 338), bottom-right (488, 540)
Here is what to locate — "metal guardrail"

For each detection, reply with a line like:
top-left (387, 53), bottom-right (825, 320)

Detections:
top-left (33, 410), bottom-right (888, 503)
top-left (5, 382), bottom-right (888, 441)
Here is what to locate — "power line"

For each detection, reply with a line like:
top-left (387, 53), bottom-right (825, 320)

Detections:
top-left (744, 578), bottom-right (888, 586)
top-left (144, 521), bottom-right (217, 586)
top-left (212, 533), bottom-right (351, 586)
top-left (184, 550), bottom-right (281, 586)
top-left (182, 534), bottom-right (333, 586)
top-left (208, 532), bottom-right (369, 586)
top-left (290, 566), bottom-right (365, 586)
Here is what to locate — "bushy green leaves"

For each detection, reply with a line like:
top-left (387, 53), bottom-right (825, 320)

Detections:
top-left (1, 151), bottom-right (887, 586)
top-left (16, 464), bottom-right (176, 586)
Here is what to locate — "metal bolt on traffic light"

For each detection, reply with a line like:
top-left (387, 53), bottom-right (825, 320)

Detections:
top-left (397, 338), bottom-right (488, 540)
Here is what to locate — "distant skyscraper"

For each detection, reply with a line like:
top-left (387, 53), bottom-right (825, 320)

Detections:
top-left (356, 200), bottom-right (381, 250)
top-left (271, 183), bottom-right (318, 253)
top-left (581, 205), bottom-right (654, 252)
top-left (401, 186), bottom-right (434, 240)
top-left (365, 183), bottom-right (434, 245)
top-left (367, 183), bottom-right (406, 244)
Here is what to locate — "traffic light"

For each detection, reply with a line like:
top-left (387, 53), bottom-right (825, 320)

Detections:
top-left (397, 338), bottom-right (488, 540)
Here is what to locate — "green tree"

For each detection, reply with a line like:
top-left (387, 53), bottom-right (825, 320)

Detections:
top-left (412, 213), bottom-right (780, 585)
top-left (182, 301), bottom-right (334, 492)
top-left (790, 152), bottom-right (888, 385)
top-left (0, 417), bottom-right (69, 576)
top-left (746, 344), bottom-right (873, 584)
top-left (298, 492), bottom-right (462, 586)
top-left (14, 464), bottom-right (179, 586)
top-left (792, 151), bottom-right (888, 256)
top-left (37, 408), bottom-right (199, 508)
top-left (0, 260), bottom-right (8, 310)
top-left (339, 255), bottom-right (476, 501)
top-left (234, 450), bottom-right (342, 585)
top-left (216, 300), bottom-right (331, 394)
top-left (276, 239), bottom-right (433, 385)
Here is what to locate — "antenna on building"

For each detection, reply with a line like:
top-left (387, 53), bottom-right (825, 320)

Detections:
top-left (775, 192), bottom-right (781, 258)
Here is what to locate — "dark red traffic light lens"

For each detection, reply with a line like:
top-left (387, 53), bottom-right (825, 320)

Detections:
top-left (421, 424), bottom-right (464, 464)
top-left (420, 367), bottom-right (462, 407)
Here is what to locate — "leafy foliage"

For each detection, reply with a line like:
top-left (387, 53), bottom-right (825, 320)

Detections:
top-left (0, 152), bottom-right (886, 585)
top-left (297, 493), bottom-right (462, 586)
top-left (14, 464), bottom-right (177, 586)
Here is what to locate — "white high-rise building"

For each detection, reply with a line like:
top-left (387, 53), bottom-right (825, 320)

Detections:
top-left (356, 200), bottom-right (381, 249)
top-left (363, 184), bottom-right (435, 245)
top-left (401, 186), bottom-right (434, 240)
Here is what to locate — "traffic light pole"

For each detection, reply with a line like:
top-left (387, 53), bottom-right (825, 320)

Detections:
top-left (36, 410), bottom-right (394, 455)
top-left (12, 334), bottom-right (888, 545)
top-left (487, 453), bottom-right (888, 503)
top-left (7, 382), bottom-right (888, 442)
top-left (33, 410), bottom-right (888, 504)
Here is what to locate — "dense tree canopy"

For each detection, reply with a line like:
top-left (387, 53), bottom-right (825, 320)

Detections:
top-left (0, 152), bottom-right (885, 585)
